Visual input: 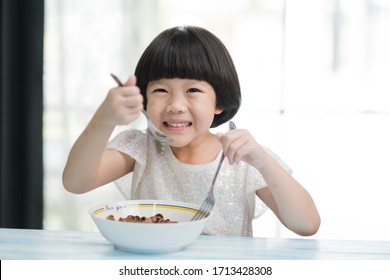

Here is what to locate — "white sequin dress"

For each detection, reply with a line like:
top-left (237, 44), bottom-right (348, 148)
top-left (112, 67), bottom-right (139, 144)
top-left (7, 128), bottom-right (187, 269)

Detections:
top-left (106, 129), bottom-right (291, 237)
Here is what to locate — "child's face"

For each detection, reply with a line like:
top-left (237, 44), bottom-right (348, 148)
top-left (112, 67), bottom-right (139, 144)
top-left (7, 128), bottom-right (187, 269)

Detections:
top-left (146, 78), bottom-right (222, 147)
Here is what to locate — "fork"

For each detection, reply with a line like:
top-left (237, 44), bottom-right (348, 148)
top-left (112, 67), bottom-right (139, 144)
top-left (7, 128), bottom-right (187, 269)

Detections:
top-left (191, 121), bottom-right (236, 221)
top-left (110, 73), bottom-right (173, 143)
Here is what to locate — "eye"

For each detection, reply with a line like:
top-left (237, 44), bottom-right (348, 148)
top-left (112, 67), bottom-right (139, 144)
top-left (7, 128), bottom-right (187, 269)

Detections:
top-left (187, 88), bottom-right (201, 93)
top-left (151, 88), bottom-right (168, 94)
top-left (154, 88), bottom-right (166, 92)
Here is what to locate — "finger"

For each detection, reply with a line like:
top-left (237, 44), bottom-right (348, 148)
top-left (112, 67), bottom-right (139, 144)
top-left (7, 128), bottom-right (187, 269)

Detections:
top-left (118, 84), bottom-right (141, 98)
top-left (231, 140), bottom-right (249, 164)
top-left (216, 132), bottom-right (224, 142)
top-left (125, 75), bottom-right (137, 87)
top-left (117, 108), bottom-right (142, 125)
top-left (123, 97), bottom-right (143, 110)
top-left (217, 132), bottom-right (235, 164)
top-left (228, 139), bottom-right (243, 164)
top-left (217, 133), bottom-right (231, 157)
top-left (223, 137), bottom-right (238, 164)
top-left (226, 132), bottom-right (250, 164)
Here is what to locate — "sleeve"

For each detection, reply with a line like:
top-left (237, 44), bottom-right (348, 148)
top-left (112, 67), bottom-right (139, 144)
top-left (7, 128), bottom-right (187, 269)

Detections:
top-left (106, 129), bottom-right (147, 166)
top-left (106, 129), bottom-right (148, 199)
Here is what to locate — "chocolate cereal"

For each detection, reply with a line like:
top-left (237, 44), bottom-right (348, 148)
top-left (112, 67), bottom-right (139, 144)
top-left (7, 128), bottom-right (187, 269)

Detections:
top-left (106, 213), bottom-right (177, 223)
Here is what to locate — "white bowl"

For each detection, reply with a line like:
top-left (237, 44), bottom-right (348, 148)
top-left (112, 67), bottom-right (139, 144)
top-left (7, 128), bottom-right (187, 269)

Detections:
top-left (89, 200), bottom-right (209, 254)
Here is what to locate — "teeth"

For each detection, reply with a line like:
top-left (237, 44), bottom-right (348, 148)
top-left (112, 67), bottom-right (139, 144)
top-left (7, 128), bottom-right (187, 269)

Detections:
top-left (164, 122), bottom-right (191, 127)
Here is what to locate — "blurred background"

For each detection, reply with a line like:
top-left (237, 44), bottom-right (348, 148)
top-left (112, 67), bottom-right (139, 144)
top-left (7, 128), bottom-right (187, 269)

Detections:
top-left (2, 0), bottom-right (389, 241)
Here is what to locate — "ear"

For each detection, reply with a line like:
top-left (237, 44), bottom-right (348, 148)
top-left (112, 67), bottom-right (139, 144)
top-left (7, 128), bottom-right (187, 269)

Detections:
top-left (214, 107), bottom-right (223, 115)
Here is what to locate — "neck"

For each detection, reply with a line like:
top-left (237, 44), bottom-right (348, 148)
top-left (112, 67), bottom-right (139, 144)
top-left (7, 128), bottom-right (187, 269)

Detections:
top-left (170, 133), bottom-right (222, 164)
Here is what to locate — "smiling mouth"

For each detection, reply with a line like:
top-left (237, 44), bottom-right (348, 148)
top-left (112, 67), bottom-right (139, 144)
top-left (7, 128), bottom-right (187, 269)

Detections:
top-left (163, 121), bottom-right (192, 128)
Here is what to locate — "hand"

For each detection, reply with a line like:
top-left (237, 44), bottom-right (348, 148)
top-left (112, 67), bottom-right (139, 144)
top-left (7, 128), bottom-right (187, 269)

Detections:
top-left (216, 129), bottom-right (270, 170)
top-left (94, 76), bottom-right (144, 127)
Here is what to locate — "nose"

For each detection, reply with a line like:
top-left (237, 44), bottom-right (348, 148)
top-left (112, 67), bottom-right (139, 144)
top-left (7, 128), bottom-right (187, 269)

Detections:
top-left (166, 93), bottom-right (187, 114)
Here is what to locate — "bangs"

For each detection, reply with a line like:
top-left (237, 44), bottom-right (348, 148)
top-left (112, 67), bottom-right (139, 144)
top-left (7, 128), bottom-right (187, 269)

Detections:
top-left (135, 28), bottom-right (219, 89)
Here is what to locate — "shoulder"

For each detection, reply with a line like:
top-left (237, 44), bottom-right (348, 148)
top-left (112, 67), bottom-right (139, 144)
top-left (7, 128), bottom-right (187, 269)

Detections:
top-left (110, 128), bottom-right (146, 142)
top-left (108, 129), bottom-right (146, 147)
top-left (106, 129), bottom-right (148, 161)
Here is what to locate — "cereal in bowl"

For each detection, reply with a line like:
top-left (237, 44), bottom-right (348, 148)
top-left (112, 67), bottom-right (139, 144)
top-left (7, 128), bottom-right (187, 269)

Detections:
top-left (106, 213), bottom-right (177, 223)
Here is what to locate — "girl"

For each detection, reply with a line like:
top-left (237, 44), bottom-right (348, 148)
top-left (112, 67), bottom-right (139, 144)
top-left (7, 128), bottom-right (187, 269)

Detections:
top-left (63, 26), bottom-right (320, 237)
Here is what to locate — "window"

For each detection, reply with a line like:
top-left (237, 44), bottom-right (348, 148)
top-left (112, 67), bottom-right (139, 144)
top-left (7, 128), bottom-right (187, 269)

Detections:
top-left (44, 0), bottom-right (390, 240)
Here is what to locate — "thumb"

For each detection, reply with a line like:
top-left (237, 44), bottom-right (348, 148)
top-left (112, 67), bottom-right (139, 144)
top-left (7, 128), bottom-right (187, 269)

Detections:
top-left (216, 132), bottom-right (224, 142)
top-left (125, 75), bottom-right (137, 87)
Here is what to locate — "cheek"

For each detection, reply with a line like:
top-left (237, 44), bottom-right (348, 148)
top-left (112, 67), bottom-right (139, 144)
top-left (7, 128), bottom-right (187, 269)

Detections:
top-left (145, 100), bottom-right (165, 120)
top-left (145, 93), bottom-right (162, 108)
top-left (193, 104), bottom-right (218, 125)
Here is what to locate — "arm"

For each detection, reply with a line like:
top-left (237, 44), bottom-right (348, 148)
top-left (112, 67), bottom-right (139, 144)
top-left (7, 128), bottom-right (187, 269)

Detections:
top-left (255, 157), bottom-right (321, 236)
top-left (62, 76), bottom-right (143, 194)
top-left (217, 129), bottom-right (320, 236)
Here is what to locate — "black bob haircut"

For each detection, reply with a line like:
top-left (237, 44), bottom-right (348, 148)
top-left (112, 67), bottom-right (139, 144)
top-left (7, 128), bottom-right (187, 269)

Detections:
top-left (134, 26), bottom-right (241, 128)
